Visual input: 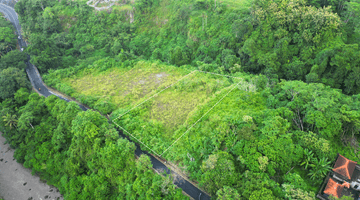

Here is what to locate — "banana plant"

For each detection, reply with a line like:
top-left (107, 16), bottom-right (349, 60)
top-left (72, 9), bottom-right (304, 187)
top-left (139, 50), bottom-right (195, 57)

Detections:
top-left (308, 157), bottom-right (332, 181)
top-left (300, 149), bottom-right (314, 170)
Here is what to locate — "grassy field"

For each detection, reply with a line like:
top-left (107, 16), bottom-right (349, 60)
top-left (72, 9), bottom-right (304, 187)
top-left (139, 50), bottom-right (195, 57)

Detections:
top-left (62, 61), bottom-right (190, 108)
top-left (62, 61), bottom-right (237, 136)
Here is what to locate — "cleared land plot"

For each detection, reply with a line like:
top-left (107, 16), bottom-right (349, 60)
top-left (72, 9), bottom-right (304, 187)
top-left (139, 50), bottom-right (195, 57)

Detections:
top-left (62, 61), bottom-right (190, 109)
top-left (62, 61), bottom-right (240, 155)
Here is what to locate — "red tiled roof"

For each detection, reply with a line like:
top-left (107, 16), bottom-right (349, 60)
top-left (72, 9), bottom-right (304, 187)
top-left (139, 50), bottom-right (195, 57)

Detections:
top-left (332, 154), bottom-right (357, 180)
top-left (323, 178), bottom-right (345, 198)
top-left (343, 182), bottom-right (350, 189)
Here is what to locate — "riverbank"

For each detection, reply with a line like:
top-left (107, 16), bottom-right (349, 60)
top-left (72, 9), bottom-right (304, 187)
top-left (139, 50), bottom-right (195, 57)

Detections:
top-left (0, 132), bottom-right (63, 200)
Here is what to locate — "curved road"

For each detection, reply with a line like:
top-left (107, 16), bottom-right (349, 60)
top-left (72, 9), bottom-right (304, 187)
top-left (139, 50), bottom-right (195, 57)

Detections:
top-left (0, 2), bottom-right (211, 200)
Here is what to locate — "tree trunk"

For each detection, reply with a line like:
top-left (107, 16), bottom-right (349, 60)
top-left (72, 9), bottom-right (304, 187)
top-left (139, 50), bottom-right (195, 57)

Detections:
top-left (286, 166), bottom-right (295, 175)
top-left (29, 123), bottom-right (34, 129)
top-left (202, 14), bottom-right (204, 31)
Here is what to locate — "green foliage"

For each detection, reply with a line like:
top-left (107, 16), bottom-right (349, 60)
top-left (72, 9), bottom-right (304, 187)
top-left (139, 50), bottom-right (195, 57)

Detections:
top-left (329, 195), bottom-right (354, 200)
top-left (0, 50), bottom-right (28, 70)
top-left (295, 131), bottom-right (332, 159)
top-left (307, 43), bottom-right (360, 94)
top-left (249, 188), bottom-right (278, 200)
top-left (200, 151), bottom-right (237, 195)
top-left (15, 0), bottom-right (134, 73)
top-left (14, 88), bottom-right (30, 106)
top-left (0, 18), bottom-right (30, 100)
top-left (307, 157), bottom-right (332, 182)
top-left (282, 184), bottom-right (315, 200)
top-left (2, 112), bottom-right (18, 130)
top-left (0, 27), bottom-right (14, 44)
top-left (239, 0), bottom-right (360, 94)
top-left (242, 0), bottom-right (341, 76)
top-left (232, 114), bottom-right (303, 176)
top-left (300, 149), bottom-right (314, 170)
top-left (65, 110), bottom-right (109, 176)
top-left (0, 67), bottom-right (31, 100)
top-left (283, 173), bottom-right (311, 191)
top-left (265, 81), bottom-right (360, 140)
top-left (282, 173), bottom-right (315, 199)
top-left (342, 0), bottom-right (360, 44)
top-left (0, 89), bottom-right (187, 199)
top-left (93, 99), bottom-right (116, 115)
top-left (0, 17), bottom-right (16, 59)
top-left (239, 171), bottom-right (284, 199)
top-left (216, 186), bottom-right (241, 200)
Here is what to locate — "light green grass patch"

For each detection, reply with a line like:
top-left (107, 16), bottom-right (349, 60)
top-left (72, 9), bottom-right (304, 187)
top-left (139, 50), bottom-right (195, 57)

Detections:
top-left (62, 61), bottom-right (191, 109)
top-left (113, 4), bottom-right (133, 12)
top-left (222, 0), bottom-right (254, 9)
top-left (97, 2), bottom-right (112, 7)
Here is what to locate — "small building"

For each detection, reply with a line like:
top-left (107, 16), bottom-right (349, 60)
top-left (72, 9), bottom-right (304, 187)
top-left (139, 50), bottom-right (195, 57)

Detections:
top-left (317, 154), bottom-right (360, 200)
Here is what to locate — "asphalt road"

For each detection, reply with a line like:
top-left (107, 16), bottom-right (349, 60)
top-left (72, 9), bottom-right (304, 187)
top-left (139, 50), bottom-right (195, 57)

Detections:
top-left (0, 2), bottom-right (211, 200)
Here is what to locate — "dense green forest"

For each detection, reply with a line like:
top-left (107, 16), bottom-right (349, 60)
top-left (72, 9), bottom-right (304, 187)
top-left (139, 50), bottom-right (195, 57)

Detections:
top-left (0, 93), bottom-right (186, 199)
top-left (0, 0), bottom-right (358, 199)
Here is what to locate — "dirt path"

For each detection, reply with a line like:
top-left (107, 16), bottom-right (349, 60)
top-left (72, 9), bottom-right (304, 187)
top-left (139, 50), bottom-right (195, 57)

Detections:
top-left (0, 133), bottom-right (63, 200)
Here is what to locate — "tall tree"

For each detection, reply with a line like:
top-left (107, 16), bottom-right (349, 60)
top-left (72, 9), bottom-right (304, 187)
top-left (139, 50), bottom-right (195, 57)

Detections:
top-left (200, 151), bottom-right (238, 195)
top-left (0, 50), bottom-right (28, 70)
top-left (0, 67), bottom-right (30, 100)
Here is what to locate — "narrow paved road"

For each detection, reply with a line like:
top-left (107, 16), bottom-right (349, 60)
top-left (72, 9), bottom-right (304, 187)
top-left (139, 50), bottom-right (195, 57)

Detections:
top-left (0, 2), bottom-right (211, 200)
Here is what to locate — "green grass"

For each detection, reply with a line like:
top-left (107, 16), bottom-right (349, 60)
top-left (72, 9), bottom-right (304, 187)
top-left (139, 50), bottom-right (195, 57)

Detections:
top-left (63, 61), bottom-right (190, 109)
top-left (97, 2), bottom-right (112, 7)
top-left (222, 0), bottom-right (254, 9)
top-left (113, 4), bottom-right (133, 11)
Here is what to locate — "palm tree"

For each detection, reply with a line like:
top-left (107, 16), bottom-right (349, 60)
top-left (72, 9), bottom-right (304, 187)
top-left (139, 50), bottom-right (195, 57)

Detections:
top-left (2, 113), bottom-right (18, 129)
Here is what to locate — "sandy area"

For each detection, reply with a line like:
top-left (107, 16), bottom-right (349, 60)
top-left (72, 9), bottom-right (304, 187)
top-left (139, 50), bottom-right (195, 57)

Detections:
top-left (0, 133), bottom-right (64, 200)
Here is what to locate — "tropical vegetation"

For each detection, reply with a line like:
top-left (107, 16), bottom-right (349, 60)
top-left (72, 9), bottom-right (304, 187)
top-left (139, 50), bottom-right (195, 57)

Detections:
top-left (0, 0), bottom-right (359, 199)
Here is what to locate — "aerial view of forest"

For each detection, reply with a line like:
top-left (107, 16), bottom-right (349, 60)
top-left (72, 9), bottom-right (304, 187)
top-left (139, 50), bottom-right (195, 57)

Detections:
top-left (0, 0), bottom-right (360, 199)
